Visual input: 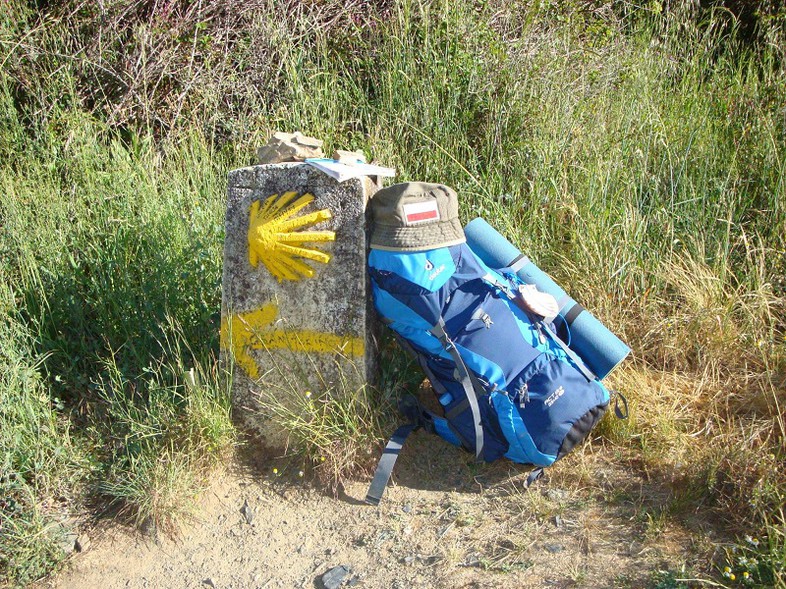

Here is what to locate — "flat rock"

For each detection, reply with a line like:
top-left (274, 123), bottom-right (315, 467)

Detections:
top-left (74, 535), bottom-right (90, 552)
top-left (60, 532), bottom-right (78, 555)
top-left (256, 132), bottom-right (324, 164)
top-left (319, 565), bottom-right (351, 589)
top-left (240, 499), bottom-right (254, 525)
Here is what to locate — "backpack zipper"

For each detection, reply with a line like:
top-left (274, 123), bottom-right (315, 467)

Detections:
top-left (535, 320), bottom-right (547, 345)
top-left (518, 383), bottom-right (529, 408)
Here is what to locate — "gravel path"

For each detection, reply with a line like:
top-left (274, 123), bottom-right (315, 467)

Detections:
top-left (41, 433), bottom-right (711, 589)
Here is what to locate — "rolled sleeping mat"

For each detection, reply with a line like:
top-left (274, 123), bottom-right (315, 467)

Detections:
top-left (464, 217), bottom-right (630, 380)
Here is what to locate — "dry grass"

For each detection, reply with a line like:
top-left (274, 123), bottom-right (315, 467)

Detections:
top-left (599, 242), bottom-right (785, 534)
top-left (248, 357), bottom-right (395, 493)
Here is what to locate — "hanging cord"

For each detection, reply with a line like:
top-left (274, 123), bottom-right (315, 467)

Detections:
top-left (611, 390), bottom-right (629, 419)
top-left (553, 312), bottom-right (572, 346)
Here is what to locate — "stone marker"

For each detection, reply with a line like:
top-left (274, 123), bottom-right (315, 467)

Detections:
top-left (220, 163), bottom-right (380, 446)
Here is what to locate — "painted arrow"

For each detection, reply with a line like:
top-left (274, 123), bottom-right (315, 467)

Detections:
top-left (220, 303), bottom-right (365, 379)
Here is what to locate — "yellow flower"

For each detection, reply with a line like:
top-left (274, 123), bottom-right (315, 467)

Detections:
top-left (272, 467), bottom-right (279, 475)
top-left (743, 572), bottom-right (750, 579)
top-left (724, 567), bottom-right (731, 574)
top-left (729, 573), bottom-right (736, 581)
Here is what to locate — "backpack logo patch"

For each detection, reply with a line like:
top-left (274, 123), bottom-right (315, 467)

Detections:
top-left (429, 264), bottom-right (446, 281)
top-left (544, 385), bottom-right (565, 408)
top-left (425, 259), bottom-right (434, 271)
top-left (403, 200), bottom-right (440, 225)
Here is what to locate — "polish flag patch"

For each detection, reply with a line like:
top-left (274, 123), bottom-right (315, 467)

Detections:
top-left (403, 200), bottom-right (440, 225)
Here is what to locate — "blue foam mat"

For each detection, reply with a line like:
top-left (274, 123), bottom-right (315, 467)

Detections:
top-left (464, 217), bottom-right (630, 379)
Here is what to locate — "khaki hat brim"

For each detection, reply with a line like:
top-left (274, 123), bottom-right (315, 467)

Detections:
top-left (370, 217), bottom-right (466, 251)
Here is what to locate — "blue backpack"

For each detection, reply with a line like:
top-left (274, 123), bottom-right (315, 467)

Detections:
top-left (365, 242), bottom-right (623, 505)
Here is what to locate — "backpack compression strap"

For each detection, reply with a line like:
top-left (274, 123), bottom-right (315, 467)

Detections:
top-left (429, 318), bottom-right (485, 460)
top-left (365, 423), bottom-right (419, 506)
top-left (538, 321), bottom-right (597, 382)
top-left (365, 320), bottom-right (485, 505)
top-left (394, 333), bottom-right (475, 450)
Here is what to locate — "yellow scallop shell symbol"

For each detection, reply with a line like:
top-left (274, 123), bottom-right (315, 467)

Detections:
top-left (248, 191), bottom-right (336, 282)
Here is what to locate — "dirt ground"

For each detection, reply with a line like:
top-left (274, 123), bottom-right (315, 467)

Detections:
top-left (40, 433), bottom-right (719, 589)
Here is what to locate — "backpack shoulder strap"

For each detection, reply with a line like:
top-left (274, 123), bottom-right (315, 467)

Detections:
top-left (429, 317), bottom-right (485, 460)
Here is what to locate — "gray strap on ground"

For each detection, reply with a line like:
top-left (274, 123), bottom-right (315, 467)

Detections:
top-left (365, 423), bottom-right (418, 506)
top-left (613, 391), bottom-right (629, 419)
top-left (526, 467), bottom-right (544, 488)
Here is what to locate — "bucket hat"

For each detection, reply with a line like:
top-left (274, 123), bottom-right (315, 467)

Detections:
top-left (369, 182), bottom-right (466, 251)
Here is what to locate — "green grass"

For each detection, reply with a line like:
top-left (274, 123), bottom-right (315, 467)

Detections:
top-left (1, 57), bottom-right (237, 581)
top-left (1, 0), bottom-right (785, 585)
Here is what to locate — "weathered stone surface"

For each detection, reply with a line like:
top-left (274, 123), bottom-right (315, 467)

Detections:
top-left (221, 163), bottom-right (380, 445)
top-left (332, 149), bottom-right (366, 164)
top-left (256, 132), bottom-right (324, 165)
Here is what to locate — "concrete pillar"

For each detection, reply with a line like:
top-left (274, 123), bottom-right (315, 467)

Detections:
top-left (220, 163), bottom-right (379, 446)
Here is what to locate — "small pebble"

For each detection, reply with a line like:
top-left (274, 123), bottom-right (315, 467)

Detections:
top-left (240, 499), bottom-right (254, 525)
top-left (75, 536), bottom-right (90, 552)
top-left (463, 554), bottom-right (482, 568)
top-left (60, 533), bottom-right (78, 555)
top-left (319, 565), bottom-right (351, 589)
top-left (545, 488), bottom-right (568, 502)
top-left (140, 515), bottom-right (158, 538)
